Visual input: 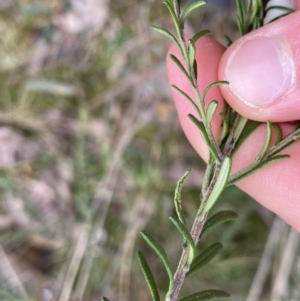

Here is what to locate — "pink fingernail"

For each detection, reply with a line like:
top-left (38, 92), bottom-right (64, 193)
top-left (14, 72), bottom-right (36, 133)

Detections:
top-left (226, 37), bottom-right (293, 106)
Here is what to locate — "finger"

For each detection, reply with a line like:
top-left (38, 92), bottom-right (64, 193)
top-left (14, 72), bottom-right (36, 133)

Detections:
top-left (219, 10), bottom-right (300, 122)
top-left (167, 36), bottom-right (226, 161)
top-left (231, 122), bottom-right (300, 232)
top-left (167, 37), bottom-right (300, 232)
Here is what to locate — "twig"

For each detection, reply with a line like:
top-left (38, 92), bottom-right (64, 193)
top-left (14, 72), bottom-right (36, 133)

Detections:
top-left (270, 225), bottom-right (300, 301)
top-left (246, 217), bottom-right (285, 301)
top-left (0, 245), bottom-right (28, 299)
top-left (58, 225), bottom-right (89, 301)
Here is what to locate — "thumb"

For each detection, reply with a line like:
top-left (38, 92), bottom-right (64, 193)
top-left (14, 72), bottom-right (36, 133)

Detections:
top-left (219, 9), bottom-right (300, 122)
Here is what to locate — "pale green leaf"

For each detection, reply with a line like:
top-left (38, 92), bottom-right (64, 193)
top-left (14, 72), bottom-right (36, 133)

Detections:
top-left (141, 232), bottom-right (174, 292)
top-left (273, 123), bottom-right (282, 145)
top-left (188, 114), bottom-right (219, 162)
top-left (137, 251), bottom-right (160, 301)
top-left (233, 120), bottom-right (261, 153)
top-left (174, 169), bottom-right (191, 226)
top-left (232, 116), bottom-right (248, 146)
top-left (256, 121), bottom-right (272, 161)
top-left (236, 15), bottom-right (244, 36)
top-left (218, 113), bottom-right (229, 144)
top-left (164, 1), bottom-right (181, 37)
top-left (178, 289), bottom-right (230, 301)
top-left (202, 81), bottom-right (229, 104)
top-left (151, 26), bottom-right (177, 44)
top-left (169, 216), bottom-right (195, 256)
top-left (188, 40), bottom-right (196, 72)
top-left (187, 243), bottom-right (222, 277)
top-left (203, 157), bottom-right (231, 214)
top-left (181, 1), bottom-right (207, 23)
top-left (236, 0), bottom-right (246, 24)
top-left (171, 85), bottom-right (200, 115)
top-left (191, 30), bottom-right (210, 45)
top-left (169, 55), bottom-right (193, 86)
top-left (202, 210), bottom-right (238, 234)
top-left (206, 100), bottom-right (218, 126)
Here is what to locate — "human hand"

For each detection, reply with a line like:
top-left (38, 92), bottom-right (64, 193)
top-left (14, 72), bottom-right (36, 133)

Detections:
top-left (167, 0), bottom-right (300, 232)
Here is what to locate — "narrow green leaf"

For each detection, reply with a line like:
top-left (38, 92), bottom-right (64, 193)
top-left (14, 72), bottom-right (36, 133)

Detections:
top-left (236, 0), bottom-right (246, 24)
top-left (169, 216), bottom-right (195, 255)
top-left (169, 54), bottom-right (193, 86)
top-left (101, 298), bottom-right (110, 301)
top-left (193, 59), bottom-right (198, 80)
top-left (218, 113), bottom-right (229, 145)
top-left (202, 210), bottom-right (238, 234)
top-left (265, 5), bottom-right (295, 14)
top-left (188, 114), bottom-right (219, 162)
top-left (140, 232), bottom-right (174, 292)
top-left (203, 157), bottom-right (231, 214)
top-left (181, 1), bottom-right (207, 23)
top-left (224, 35), bottom-right (232, 47)
top-left (233, 120), bottom-right (261, 153)
top-left (151, 26), bottom-right (177, 44)
top-left (174, 169), bottom-right (191, 226)
top-left (232, 116), bottom-right (248, 146)
top-left (256, 121), bottom-right (272, 161)
top-left (187, 243), bottom-right (222, 277)
top-left (190, 30), bottom-right (211, 45)
top-left (266, 12), bottom-right (292, 23)
top-left (152, 25), bottom-right (184, 55)
top-left (273, 123), bottom-right (282, 145)
top-left (202, 81), bottom-right (229, 103)
top-left (164, 0), bottom-right (172, 6)
top-left (236, 15), bottom-right (244, 36)
top-left (137, 251), bottom-right (160, 301)
top-left (188, 40), bottom-right (196, 72)
top-left (228, 108), bottom-right (237, 128)
top-left (164, 1), bottom-right (181, 37)
top-left (178, 289), bottom-right (230, 301)
top-left (206, 100), bottom-right (218, 125)
top-left (228, 154), bottom-right (290, 186)
top-left (171, 85), bottom-right (200, 115)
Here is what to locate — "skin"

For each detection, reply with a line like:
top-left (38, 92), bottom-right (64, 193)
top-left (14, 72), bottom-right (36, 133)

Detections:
top-left (167, 0), bottom-right (300, 232)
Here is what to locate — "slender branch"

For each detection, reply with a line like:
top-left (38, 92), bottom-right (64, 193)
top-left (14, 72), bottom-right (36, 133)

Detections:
top-left (167, 202), bottom-right (207, 301)
top-left (167, 164), bottom-right (222, 301)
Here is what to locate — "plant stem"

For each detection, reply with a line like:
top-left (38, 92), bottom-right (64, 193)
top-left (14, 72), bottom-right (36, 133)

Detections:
top-left (167, 209), bottom-right (207, 301)
top-left (166, 164), bottom-right (223, 301)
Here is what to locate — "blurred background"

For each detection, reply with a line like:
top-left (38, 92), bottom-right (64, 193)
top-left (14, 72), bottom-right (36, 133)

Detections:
top-left (0, 0), bottom-right (299, 300)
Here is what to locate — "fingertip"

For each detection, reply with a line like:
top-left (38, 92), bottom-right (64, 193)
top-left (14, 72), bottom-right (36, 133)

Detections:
top-left (219, 11), bottom-right (300, 122)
